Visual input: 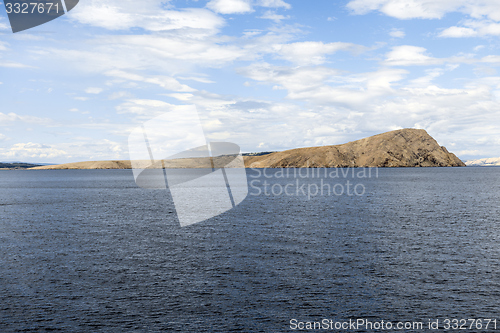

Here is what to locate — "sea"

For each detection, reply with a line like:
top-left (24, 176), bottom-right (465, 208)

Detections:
top-left (1, 167), bottom-right (500, 332)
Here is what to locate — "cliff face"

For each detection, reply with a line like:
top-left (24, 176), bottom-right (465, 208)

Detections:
top-left (244, 129), bottom-right (465, 168)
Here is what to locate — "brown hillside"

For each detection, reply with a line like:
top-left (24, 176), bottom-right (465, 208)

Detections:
top-left (245, 128), bottom-right (465, 168)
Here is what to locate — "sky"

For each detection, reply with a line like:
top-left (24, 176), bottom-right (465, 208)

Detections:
top-left (2, 0), bottom-right (500, 163)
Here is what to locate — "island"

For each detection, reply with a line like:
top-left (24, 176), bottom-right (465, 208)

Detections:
top-left (29, 128), bottom-right (465, 170)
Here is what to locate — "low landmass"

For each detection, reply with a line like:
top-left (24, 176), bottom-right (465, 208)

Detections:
top-left (29, 128), bottom-right (465, 170)
top-left (465, 157), bottom-right (500, 166)
top-left (0, 162), bottom-right (44, 170)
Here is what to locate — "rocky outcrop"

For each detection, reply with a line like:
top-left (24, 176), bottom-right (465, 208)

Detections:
top-left (244, 129), bottom-right (465, 168)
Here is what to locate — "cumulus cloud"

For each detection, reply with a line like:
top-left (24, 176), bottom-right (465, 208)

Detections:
top-left (440, 20), bottom-right (500, 38)
top-left (0, 142), bottom-right (67, 160)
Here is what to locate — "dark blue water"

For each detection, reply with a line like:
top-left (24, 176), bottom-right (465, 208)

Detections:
top-left (1, 168), bottom-right (500, 332)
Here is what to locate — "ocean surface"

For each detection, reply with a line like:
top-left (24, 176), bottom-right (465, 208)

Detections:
top-left (1, 168), bottom-right (500, 332)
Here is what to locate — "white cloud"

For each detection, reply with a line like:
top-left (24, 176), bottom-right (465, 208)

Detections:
top-left (0, 62), bottom-right (33, 68)
top-left (105, 70), bottom-right (195, 92)
top-left (440, 26), bottom-right (477, 38)
top-left (206, 0), bottom-right (290, 15)
top-left (346, 0), bottom-right (500, 20)
top-left (70, 1), bottom-right (224, 33)
top-left (207, 0), bottom-right (253, 14)
top-left (409, 68), bottom-right (445, 87)
top-left (276, 41), bottom-right (367, 65)
top-left (69, 108), bottom-right (90, 115)
top-left (177, 76), bottom-right (215, 84)
top-left (0, 112), bottom-right (53, 126)
top-left (108, 91), bottom-right (133, 100)
top-left (85, 87), bottom-right (103, 94)
top-left (0, 139), bottom-right (128, 162)
top-left (259, 10), bottom-right (290, 22)
top-left (115, 99), bottom-right (176, 119)
top-left (480, 55), bottom-right (500, 63)
top-left (0, 41), bottom-right (9, 51)
top-left (384, 45), bottom-right (443, 66)
top-left (238, 62), bottom-right (340, 93)
top-left (257, 0), bottom-right (291, 9)
top-left (0, 142), bottom-right (67, 160)
top-left (239, 62), bottom-right (407, 106)
top-left (346, 0), bottom-right (500, 40)
top-left (346, 0), bottom-right (462, 19)
top-left (0, 18), bottom-right (9, 30)
top-left (49, 33), bottom-right (255, 76)
top-left (389, 28), bottom-right (405, 38)
top-left (440, 20), bottom-right (500, 38)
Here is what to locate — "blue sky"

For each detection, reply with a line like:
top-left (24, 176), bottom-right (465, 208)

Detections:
top-left (2, 0), bottom-right (500, 163)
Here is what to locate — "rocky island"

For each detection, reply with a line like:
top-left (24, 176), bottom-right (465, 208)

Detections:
top-left (245, 128), bottom-right (465, 168)
top-left (30, 128), bottom-right (465, 170)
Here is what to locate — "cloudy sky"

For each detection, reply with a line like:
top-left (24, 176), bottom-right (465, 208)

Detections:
top-left (2, 0), bottom-right (500, 163)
